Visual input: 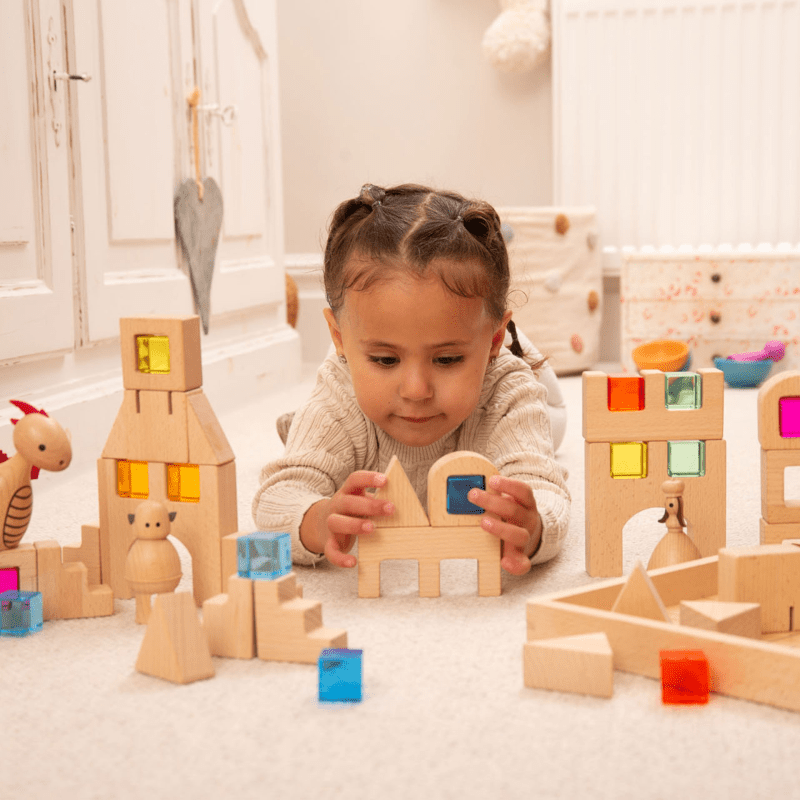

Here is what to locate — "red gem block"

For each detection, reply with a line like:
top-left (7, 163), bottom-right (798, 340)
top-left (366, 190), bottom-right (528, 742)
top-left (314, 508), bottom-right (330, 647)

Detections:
top-left (660, 649), bottom-right (709, 705)
top-left (607, 376), bottom-right (645, 412)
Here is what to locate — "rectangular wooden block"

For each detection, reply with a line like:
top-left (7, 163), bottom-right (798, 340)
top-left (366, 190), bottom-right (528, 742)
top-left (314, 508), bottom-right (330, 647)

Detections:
top-left (583, 369), bottom-right (724, 443)
top-left (523, 632), bottom-right (614, 698)
top-left (119, 316), bottom-right (202, 392)
top-left (761, 449), bottom-right (800, 524)
top-left (202, 575), bottom-right (255, 659)
top-left (63, 524), bottom-right (102, 586)
top-left (0, 544), bottom-right (37, 591)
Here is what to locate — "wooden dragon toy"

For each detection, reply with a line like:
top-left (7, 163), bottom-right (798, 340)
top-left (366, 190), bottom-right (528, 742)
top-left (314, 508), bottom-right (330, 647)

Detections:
top-left (0, 400), bottom-right (72, 551)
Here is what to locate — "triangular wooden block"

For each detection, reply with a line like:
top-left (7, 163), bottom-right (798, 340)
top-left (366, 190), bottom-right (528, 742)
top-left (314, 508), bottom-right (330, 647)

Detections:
top-left (680, 600), bottom-right (762, 638)
top-left (136, 592), bottom-right (215, 684)
top-left (611, 561), bottom-right (671, 622)
top-left (373, 455), bottom-right (429, 528)
top-left (523, 632), bottom-right (614, 698)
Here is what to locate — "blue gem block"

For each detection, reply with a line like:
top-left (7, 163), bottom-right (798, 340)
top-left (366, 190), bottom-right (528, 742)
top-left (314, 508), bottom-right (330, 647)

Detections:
top-left (0, 590), bottom-right (43, 637)
top-left (319, 648), bottom-right (363, 703)
top-left (446, 475), bottom-right (485, 515)
top-left (237, 532), bottom-right (291, 580)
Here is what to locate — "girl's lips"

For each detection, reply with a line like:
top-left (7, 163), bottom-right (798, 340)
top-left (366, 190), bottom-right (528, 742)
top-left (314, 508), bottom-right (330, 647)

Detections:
top-left (400, 416), bottom-right (436, 423)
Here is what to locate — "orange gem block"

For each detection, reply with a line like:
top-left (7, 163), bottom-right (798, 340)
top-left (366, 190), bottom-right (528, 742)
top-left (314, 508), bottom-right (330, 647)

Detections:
top-left (660, 649), bottom-right (709, 705)
top-left (607, 376), bottom-right (645, 412)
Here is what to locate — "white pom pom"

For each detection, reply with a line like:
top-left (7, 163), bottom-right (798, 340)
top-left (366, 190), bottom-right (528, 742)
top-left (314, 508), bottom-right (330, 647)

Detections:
top-left (482, 5), bottom-right (550, 74)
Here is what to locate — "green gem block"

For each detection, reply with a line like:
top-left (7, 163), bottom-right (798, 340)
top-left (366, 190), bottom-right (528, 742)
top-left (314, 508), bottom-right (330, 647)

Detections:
top-left (667, 440), bottom-right (706, 477)
top-left (665, 373), bottom-right (702, 410)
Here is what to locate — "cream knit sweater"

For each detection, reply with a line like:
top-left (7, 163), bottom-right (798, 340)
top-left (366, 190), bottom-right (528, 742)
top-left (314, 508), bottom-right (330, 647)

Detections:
top-left (252, 346), bottom-right (571, 567)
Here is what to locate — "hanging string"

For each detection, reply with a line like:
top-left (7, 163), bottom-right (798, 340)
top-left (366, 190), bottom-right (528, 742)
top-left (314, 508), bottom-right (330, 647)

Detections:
top-left (187, 87), bottom-right (204, 201)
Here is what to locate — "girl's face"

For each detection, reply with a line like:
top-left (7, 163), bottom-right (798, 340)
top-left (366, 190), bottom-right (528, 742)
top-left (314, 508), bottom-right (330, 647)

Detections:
top-left (324, 261), bottom-right (511, 447)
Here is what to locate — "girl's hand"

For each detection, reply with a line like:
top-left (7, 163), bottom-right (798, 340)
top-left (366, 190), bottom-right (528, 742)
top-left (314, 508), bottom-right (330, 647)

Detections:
top-left (468, 475), bottom-right (542, 576)
top-left (302, 471), bottom-right (394, 568)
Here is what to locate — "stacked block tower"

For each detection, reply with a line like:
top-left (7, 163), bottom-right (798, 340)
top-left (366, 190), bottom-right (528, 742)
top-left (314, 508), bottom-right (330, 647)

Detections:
top-left (758, 371), bottom-right (800, 543)
top-left (95, 316), bottom-right (237, 605)
top-left (582, 369), bottom-right (726, 576)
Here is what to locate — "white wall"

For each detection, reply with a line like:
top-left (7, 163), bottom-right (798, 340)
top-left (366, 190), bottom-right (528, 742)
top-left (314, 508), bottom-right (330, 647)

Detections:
top-left (276, 0), bottom-right (554, 255)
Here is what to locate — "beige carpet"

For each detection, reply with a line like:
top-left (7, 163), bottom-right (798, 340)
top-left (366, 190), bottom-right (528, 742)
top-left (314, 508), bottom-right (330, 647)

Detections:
top-left (5, 366), bottom-right (800, 800)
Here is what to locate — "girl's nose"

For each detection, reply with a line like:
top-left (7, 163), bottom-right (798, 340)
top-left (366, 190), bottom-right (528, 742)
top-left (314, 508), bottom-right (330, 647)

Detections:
top-left (398, 365), bottom-right (433, 401)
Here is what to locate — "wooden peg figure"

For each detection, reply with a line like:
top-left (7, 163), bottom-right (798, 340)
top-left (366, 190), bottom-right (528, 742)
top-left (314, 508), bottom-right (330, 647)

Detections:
top-left (124, 500), bottom-right (182, 624)
top-left (647, 479), bottom-right (702, 570)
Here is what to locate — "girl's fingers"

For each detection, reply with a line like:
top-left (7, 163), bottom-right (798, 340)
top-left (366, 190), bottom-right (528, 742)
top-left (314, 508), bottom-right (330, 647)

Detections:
top-left (481, 516), bottom-right (531, 549)
top-left (501, 546), bottom-right (532, 576)
top-left (325, 535), bottom-right (357, 568)
top-left (487, 475), bottom-right (537, 509)
top-left (333, 494), bottom-right (394, 520)
top-left (342, 470), bottom-right (388, 495)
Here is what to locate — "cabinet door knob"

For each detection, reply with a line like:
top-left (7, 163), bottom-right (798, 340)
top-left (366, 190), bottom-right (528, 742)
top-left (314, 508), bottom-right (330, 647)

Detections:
top-left (710, 312), bottom-right (722, 324)
top-left (711, 272), bottom-right (721, 283)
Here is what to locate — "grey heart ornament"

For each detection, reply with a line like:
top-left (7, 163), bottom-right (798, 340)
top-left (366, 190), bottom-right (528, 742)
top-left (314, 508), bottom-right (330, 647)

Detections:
top-left (174, 177), bottom-right (223, 334)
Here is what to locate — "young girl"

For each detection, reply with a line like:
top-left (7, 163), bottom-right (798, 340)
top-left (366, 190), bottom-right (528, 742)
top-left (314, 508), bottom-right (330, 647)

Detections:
top-left (253, 183), bottom-right (570, 575)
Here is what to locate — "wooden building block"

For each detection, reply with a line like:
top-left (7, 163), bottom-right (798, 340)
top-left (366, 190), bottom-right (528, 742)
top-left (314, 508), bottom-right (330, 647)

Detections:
top-left (33, 540), bottom-right (113, 620)
top-left (102, 389), bottom-right (190, 463)
top-left (373, 455), bottom-right (429, 528)
top-left (63, 524), bottom-right (102, 586)
top-left (585, 438), bottom-right (726, 577)
top-left (0, 543), bottom-right (37, 591)
top-left (186, 390), bottom-right (235, 466)
top-left (119, 316), bottom-right (203, 393)
top-left (610, 562), bottom-right (671, 622)
top-left (680, 600), bottom-right (762, 639)
top-left (135, 591), bottom-right (215, 684)
top-left (202, 575), bottom-right (255, 659)
top-left (761, 449), bottom-right (800, 525)
top-left (760, 518), bottom-right (800, 545)
top-left (583, 369), bottom-right (724, 443)
top-left (523, 632), bottom-right (614, 698)
top-left (427, 451), bottom-right (500, 527)
top-left (758, 371), bottom-right (800, 451)
top-left (98, 457), bottom-right (237, 605)
top-left (254, 573), bottom-right (347, 664)
top-left (718, 544), bottom-right (800, 633)
top-left (221, 532), bottom-right (243, 592)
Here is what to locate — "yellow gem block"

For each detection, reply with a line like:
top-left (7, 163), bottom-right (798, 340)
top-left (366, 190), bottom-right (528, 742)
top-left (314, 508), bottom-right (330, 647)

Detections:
top-left (167, 463), bottom-right (201, 503)
top-left (610, 442), bottom-right (648, 479)
top-left (117, 460), bottom-right (149, 498)
top-left (136, 335), bottom-right (171, 374)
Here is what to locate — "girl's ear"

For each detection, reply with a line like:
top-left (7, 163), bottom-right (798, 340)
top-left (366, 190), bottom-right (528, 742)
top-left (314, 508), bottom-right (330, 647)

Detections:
top-left (490, 311), bottom-right (514, 358)
top-left (323, 308), bottom-right (344, 355)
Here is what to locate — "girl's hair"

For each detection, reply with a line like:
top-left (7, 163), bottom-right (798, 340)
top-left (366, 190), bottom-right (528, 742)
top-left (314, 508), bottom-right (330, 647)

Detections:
top-left (323, 183), bottom-right (525, 357)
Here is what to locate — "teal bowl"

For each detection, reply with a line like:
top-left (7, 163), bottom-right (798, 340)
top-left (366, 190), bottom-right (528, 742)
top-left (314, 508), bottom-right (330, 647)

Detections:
top-left (713, 357), bottom-right (774, 388)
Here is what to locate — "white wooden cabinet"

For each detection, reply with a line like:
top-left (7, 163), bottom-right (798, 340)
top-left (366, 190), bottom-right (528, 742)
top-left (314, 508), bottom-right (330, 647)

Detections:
top-left (0, 0), bottom-right (285, 359)
top-left (621, 251), bottom-right (800, 373)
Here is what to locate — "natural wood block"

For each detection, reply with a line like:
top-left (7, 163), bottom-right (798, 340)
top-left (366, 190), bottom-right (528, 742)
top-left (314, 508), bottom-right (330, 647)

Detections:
top-left (583, 369), bottom-right (724, 443)
top-left (221, 532), bottom-right (243, 593)
top-left (761, 518), bottom-right (800, 544)
top-left (761, 449), bottom-right (800, 525)
top-left (253, 572), bottom-right (347, 664)
top-left (119, 316), bottom-right (202, 393)
top-left (718, 544), bottom-right (800, 633)
top-left (102, 389), bottom-right (190, 463)
top-left (523, 632), bottom-right (614, 698)
top-left (758, 371), bottom-right (800, 451)
top-left (35, 541), bottom-right (64, 620)
top-left (680, 600), bottom-right (762, 639)
top-left (63, 524), bottom-right (102, 586)
top-left (427, 451), bottom-right (500, 527)
top-left (585, 438), bottom-right (726, 577)
top-left (135, 592), bottom-right (215, 684)
top-left (373, 455), bottom-right (428, 528)
top-left (203, 575), bottom-right (255, 659)
top-left (187, 390), bottom-right (235, 466)
top-left (0, 543), bottom-right (37, 591)
top-left (611, 562), bottom-right (671, 622)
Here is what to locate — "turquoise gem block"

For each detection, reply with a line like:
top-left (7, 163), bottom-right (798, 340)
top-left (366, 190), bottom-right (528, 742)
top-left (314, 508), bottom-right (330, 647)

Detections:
top-left (667, 440), bottom-right (706, 477)
top-left (446, 475), bottom-right (485, 515)
top-left (319, 648), bottom-right (363, 702)
top-left (0, 590), bottom-right (43, 636)
top-left (237, 532), bottom-right (291, 581)
top-left (665, 373), bottom-right (702, 410)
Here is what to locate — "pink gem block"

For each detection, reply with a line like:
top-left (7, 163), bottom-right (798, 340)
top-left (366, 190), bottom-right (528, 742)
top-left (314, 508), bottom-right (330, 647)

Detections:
top-left (779, 397), bottom-right (800, 438)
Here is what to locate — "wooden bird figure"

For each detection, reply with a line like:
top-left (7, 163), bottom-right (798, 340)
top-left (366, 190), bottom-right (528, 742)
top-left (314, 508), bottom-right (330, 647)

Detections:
top-left (0, 400), bottom-right (72, 551)
top-left (647, 479), bottom-right (702, 570)
top-left (124, 500), bottom-right (182, 624)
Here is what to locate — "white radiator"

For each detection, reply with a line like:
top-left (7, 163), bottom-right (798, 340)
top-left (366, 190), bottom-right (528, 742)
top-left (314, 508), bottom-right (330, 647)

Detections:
top-left (552, 0), bottom-right (800, 273)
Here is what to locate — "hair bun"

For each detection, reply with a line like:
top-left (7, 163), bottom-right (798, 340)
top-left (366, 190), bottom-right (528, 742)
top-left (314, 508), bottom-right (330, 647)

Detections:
top-left (358, 183), bottom-right (386, 208)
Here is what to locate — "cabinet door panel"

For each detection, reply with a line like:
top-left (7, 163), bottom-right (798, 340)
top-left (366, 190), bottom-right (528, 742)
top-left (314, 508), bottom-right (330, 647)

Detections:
top-left (0, 0), bottom-right (73, 360)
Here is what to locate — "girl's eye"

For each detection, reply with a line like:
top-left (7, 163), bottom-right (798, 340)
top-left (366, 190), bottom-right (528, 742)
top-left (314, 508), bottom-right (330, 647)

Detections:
top-left (435, 355), bottom-right (464, 366)
top-left (368, 355), bottom-right (399, 367)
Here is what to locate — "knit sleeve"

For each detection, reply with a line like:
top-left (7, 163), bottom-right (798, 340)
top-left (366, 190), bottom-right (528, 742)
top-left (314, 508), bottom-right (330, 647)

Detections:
top-left (251, 358), bottom-right (373, 566)
top-left (482, 367), bottom-right (571, 565)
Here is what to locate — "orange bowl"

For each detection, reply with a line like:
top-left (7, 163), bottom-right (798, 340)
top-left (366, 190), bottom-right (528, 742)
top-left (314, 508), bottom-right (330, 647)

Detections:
top-left (632, 340), bottom-right (690, 372)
